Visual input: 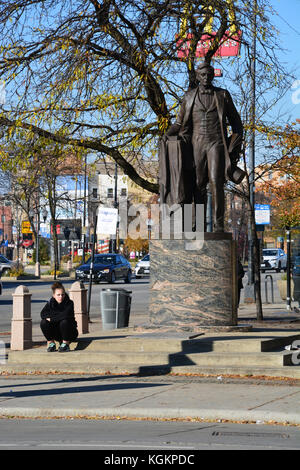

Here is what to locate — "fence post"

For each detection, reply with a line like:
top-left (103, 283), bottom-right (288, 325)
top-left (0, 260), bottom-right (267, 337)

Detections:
top-left (264, 274), bottom-right (274, 304)
top-left (69, 281), bottom-right (89, 334)
top-left (11, 285), bottom-right (32, 350)
top-left (67, 259), bottom-right (72, 276)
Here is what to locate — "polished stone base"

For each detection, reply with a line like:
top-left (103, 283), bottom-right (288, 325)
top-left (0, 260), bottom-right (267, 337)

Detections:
top-left (149, 234), bottom-right (238, 331)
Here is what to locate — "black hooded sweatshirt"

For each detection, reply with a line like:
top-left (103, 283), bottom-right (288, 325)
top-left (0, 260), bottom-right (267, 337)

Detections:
top-left (40, 293), bottom-right (77, 324)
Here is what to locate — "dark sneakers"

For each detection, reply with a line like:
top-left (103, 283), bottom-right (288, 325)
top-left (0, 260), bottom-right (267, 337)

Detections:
top-left (58, 342), bottom-right (70, 352)
top-left (47, 342), bottom-right (56, 352)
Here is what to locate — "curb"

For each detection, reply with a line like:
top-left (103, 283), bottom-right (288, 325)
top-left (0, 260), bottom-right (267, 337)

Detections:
top-left (0, 407), bottom-right (299, 425)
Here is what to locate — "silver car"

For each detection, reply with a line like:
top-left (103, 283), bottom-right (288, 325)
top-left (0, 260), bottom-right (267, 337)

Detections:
top-left (261, 248), bottom-right (287, 273)
top-left (134, 254), bottom-right (150, 278)
top-left (0, 255), bottom-right (14, 275)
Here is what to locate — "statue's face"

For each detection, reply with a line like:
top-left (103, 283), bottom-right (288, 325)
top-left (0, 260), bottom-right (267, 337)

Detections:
top-left (197, 69), bottom-right (214, 88)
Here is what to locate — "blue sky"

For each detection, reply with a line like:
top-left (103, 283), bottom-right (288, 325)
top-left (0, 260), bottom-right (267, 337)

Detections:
top-left (269, 0), bottom-right (300, 122)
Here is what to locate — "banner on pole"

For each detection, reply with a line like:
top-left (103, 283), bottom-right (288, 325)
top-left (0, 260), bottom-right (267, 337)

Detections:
top-left (97, 207), bottom-right (118, 235)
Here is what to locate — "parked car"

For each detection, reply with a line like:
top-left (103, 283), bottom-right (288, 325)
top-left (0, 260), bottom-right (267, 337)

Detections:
top-left (134, 254), bottom-right (150, 279)
top-left (0, 280), bottom-right (2, 296)
top-left (260, 248), bottom-right (287, 273)
top-left (0, 255), bottom-right (15, 275)
top-left (75, 253), bottom-right (132, 283)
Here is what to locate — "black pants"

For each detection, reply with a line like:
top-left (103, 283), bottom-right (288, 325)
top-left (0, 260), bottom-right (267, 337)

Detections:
top-left (40, 318), bottom-right (78, 343)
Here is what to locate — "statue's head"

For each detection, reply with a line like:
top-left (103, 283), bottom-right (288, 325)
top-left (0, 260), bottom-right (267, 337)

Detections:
top-left (196, 62), bottom-right (214, 88)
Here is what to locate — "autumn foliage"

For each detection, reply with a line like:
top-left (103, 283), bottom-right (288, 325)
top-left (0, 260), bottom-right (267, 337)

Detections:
top-left (258, 120), bottom-right (300, 228)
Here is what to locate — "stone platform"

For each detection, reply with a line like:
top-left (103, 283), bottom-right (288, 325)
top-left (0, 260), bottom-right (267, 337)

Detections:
top-left (2, 327), bottom-right (300, 378)
top-left (149, 234), bottom-right (238, 330)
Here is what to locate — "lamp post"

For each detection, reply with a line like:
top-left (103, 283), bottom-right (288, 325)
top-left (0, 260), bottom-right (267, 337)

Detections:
top-left (35, 209), bottom-right (40, 277)
top-left (245, 0), bottom-right (257, 301)
top-left (113, 162), bottom-right (118, 253)
top-left (286, 226), bottom-right (292, 311)
top-left (30, 207), bottom-right (48, 277)
top-left (87, 198), bottom-right (101, 321)
top-left (82, 152), bottom-right (87, 265)
top-left (29, 208), bottom-right (40, 277)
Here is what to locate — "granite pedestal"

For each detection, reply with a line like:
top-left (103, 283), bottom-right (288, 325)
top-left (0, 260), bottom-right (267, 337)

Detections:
top-left (149, 234), bottom-right (238, 332)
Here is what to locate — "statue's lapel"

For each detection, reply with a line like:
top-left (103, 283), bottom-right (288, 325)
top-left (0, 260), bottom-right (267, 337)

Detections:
top-left (184, 87), bottom-right (198, 127)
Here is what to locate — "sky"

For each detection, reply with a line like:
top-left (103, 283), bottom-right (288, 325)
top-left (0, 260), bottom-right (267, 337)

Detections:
top-left (268, 0), bottom-right (300, 122)
top-left (0, 1), bottom-right (298, 122)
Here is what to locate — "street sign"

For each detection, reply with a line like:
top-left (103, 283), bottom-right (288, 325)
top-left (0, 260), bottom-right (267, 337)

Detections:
top-left (21, 221), bottom-right (33, 234)
top-left (255, 204), bottom-right (270, 225)
top-left (214, 68), bottom-right (223, 77)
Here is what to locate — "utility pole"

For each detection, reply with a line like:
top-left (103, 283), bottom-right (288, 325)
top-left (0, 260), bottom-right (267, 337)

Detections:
top-left (113, 162), bottom-right (118, 253)
top-left (286, 227), bottom-right (292, 311)
top-left (82, 153), bottom-right (87, 265)
top-left (247, 0), bottom-right (257, 286)
top-left (245, 0), bottom-right (259, 307)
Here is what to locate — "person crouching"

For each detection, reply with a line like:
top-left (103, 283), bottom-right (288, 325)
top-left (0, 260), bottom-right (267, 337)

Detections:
top-left (40, 282), bottom-right (78, 352)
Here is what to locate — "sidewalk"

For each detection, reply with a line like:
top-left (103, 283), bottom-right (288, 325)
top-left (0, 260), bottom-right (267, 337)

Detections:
top-left (1, 372), bottom-right (300, 425)
top-left (1, 282), bottom-right (300, 425)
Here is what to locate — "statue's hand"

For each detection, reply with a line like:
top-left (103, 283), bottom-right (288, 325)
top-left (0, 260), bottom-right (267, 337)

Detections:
top-left (164, 123), bottom-right (181, 138)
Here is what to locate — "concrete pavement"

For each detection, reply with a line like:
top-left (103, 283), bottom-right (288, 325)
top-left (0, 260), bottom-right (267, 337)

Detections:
top-left (0, 373), bottom-right (300, 425)
top-left (1, 276), bottom-right (300, 426)
top-left (1, 300), bottom-right (300, 426)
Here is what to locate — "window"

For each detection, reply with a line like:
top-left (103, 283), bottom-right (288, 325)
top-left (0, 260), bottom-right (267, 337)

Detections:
top-left (92, 188), bottom-right (98, 199)
top-left (120, 188), bottom-right (127, 197)
top-left (107, 188), bottom-right (113, 198)
top-left (1, 215), bottom-right (5, 223)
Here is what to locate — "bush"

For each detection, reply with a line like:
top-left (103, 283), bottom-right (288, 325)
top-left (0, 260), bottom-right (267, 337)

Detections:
top-left (3, 266), bottom-right (25, 277)
top-left (73, 254), bottom-right (89, 265)
top-left (32, 238), bottom-right (50, 264)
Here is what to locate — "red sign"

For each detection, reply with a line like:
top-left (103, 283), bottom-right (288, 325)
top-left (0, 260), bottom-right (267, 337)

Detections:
top-left (176, 30), bottom-right (242, 59)
top-left (214, 68), bottom-right (223, 77)
top-left (22, 239), bottom-right (34, 248)
top-left (50, 224), bottom-right (61, 235)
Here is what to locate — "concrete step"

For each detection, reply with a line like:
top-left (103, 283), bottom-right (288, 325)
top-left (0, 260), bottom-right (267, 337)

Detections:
top-left (7, 348), bottom-right (296, 368)
top-left (76, 337), bottom-right (202, 353)
top-left (4, 332), bottom-right (300, 379)
top-left (184, 351), bottom-right (295, 367)
top-left (2, 363), bottom-right (300, 379)
top-left (70, 333), bottom-right (300, 354)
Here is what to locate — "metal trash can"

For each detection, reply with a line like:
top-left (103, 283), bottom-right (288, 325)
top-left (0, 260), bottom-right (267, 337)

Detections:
top-left (293, 275), bottom-right (300, 304)
top-left (100, 288), bottom-right (132, 330)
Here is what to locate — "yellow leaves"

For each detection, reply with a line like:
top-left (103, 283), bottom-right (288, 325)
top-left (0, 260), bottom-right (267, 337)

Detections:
top-left (158, 115), bottom-right (169, 133)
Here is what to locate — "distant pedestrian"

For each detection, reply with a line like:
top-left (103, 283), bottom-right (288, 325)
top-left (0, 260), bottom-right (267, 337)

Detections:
top-left (40, 281), bottom-right (78, 352)
top-left (237, 257), bottom-right (245, 306)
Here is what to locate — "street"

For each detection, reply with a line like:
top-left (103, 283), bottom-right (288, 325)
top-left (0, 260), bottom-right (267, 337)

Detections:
top-left (1, 271), bottom-right (298, 453)
top-left (0, 417), bottom-right (299, 450)
top-left (0, 277), bottom-right (150, 332)
top-left (0, 270), bottom-right (286, 333)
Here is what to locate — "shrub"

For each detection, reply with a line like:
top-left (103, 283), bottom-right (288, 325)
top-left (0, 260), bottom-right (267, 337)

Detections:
top-left (32, 238), bottom-right (50, 264)
top-left (3, 266), bottom-right (25, 277)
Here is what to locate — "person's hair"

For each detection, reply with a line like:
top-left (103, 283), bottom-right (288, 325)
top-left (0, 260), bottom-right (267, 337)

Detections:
top-left (51, 281), bottom-right (65, 293)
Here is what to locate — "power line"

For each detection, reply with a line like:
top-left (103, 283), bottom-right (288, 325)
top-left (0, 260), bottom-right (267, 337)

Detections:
top-left (275, 11), bottom-right (300, 38)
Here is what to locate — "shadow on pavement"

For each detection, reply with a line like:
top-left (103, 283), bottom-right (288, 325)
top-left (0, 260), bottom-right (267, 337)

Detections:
top-left (0, 380), bottom-right (168, 399)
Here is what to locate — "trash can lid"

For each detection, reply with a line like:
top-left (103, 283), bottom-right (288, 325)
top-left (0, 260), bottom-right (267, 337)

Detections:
top-left (101, 288), bottom-right (132, 294)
